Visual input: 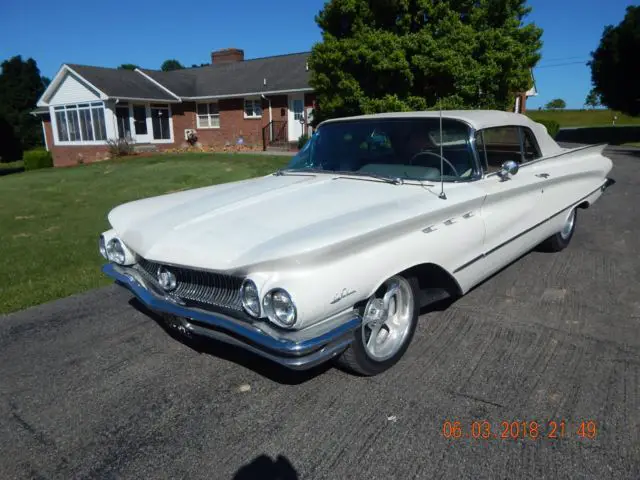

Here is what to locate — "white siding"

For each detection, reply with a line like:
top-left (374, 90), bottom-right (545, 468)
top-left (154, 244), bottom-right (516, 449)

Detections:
top-left (49, 73), bottom-right (101, 105)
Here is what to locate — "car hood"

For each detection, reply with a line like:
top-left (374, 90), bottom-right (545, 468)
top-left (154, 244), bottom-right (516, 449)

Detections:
top-left (108, 173), bottom-right (456, 273)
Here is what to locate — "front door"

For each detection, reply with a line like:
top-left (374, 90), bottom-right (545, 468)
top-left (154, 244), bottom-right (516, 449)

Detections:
top-left (288, 94), bottom-right (304, 142)
top-left (132, 105), bottom-right (151, 143)
top-left (456, 126), bottom-right (547, 286)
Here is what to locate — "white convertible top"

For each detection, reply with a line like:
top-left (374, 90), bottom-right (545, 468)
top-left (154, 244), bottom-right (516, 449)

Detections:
top-left (319, 110), bottom-right (565, 157)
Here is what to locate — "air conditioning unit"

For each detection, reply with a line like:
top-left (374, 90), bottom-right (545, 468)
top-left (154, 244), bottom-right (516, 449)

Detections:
top-left (184, 128), bottom-right (197, 141)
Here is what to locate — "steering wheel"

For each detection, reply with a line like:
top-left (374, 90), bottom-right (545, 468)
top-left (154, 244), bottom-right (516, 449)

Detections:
top-left (410, 151), bottom-right (460, 177)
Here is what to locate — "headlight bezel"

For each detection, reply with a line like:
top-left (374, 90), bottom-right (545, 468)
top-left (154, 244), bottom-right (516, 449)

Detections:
top-left (99, 235), bottom-right (107, 259)
top-left (106, 238), bottom-right (126, 265)
top-left (240, 279), bottom-right (261, 318)
top-left (263, 288), bottom-right (297, 328)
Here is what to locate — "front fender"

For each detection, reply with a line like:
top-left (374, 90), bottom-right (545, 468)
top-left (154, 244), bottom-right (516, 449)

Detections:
top-left (262, 212), bottom-right (484, 329)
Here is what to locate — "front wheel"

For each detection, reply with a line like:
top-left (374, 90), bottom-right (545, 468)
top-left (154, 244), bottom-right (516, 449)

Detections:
top-left (334, 275), bottom-right (419, 376)
top-left (538, 208), bottom-right (577, 252)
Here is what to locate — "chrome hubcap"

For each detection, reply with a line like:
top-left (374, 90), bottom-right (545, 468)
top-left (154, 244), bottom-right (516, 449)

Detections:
top-left (560, 209), bottom-right (576, 239)
top-left (361, 276), bottom-right (414, 361)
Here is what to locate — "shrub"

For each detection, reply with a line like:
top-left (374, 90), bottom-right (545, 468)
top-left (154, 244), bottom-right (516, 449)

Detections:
top-left (106, 138), bottom-right (134, 157)
top-left (536, 119), bottom-right (560, 139)
top-left (23, 148), bottom-right (53, 171)
top-left (297, 134), bottom-right (310, 150)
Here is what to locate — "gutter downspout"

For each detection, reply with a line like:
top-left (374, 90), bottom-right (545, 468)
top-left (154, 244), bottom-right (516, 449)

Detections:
top-left (42, 120), bottom-right (48, 151)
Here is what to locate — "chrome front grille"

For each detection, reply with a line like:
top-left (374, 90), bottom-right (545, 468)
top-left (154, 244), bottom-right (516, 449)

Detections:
top-left (136, 258), bottom-right (243, 311)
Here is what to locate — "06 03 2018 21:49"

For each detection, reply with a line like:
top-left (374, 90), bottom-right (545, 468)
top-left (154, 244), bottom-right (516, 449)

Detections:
top-left (441, 420), bottom-right (597, 440)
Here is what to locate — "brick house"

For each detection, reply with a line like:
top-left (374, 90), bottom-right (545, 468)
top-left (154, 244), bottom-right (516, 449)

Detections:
top-left (34, 49), bottom-right (315, 167)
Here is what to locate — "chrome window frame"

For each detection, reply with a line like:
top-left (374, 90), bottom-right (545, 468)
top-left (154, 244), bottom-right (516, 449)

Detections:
top-left (473, 125), bottom-right (544, 179)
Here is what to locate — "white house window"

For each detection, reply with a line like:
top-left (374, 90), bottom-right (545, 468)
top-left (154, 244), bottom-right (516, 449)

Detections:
top-left (244, 99), bottom-right (262, 119)
top-left (53, 102), bottom-right (106, 143)
top-left (197, 102), bottom-right (220, 128)
top-left (150, 104), bottom-right (171, 140)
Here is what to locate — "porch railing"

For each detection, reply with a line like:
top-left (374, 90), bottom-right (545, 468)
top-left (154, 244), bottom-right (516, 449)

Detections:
top-left (262, 120), bottom-right (288, 150)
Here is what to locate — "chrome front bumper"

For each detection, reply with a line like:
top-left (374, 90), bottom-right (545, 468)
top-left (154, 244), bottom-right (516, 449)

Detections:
top-left (103, 264), bottom-right (360, 370)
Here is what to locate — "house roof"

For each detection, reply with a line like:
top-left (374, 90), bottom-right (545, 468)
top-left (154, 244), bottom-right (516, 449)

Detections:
top-left (66, 64), bottom-right (178, 101)
top-left (39, 52), bottom-right (312, 105)
top-left (139, 51), bottom-right (312, 98)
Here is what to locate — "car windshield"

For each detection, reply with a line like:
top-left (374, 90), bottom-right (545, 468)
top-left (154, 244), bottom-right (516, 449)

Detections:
top-left (286, 118), bottom-right (476, 182)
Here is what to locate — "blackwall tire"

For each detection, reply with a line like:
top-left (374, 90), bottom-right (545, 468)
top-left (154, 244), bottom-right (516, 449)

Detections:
top-left (334, 275), bottom-right (419, 376)
top-left (538, 208), bottom-right (577, 252)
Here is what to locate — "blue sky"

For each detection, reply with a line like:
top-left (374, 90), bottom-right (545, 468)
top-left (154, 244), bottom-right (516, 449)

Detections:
top-left (0, 0), bottom-right (634, 109)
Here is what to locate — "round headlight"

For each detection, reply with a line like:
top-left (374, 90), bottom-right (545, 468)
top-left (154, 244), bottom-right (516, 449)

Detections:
top-left (241, 279), bottom-right (260, 318)
top-left (99, 235), bottom-right (107, 259)
top-left (106, 238), bottom-right (126, 265)
top-left (263, 289), bottom-right (297, 327)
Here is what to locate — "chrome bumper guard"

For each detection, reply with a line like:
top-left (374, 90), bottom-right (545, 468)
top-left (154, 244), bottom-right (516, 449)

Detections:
top-left (103, 264), bottom-right (360, 370)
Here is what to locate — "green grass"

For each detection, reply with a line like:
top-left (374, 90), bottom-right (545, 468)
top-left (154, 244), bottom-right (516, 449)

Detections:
top-left (526, 109), bottom-right (640, 128)
top-left (0, 153), bottom-right (290, 314)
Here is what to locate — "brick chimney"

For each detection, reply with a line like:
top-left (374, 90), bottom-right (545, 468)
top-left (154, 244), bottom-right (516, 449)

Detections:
top-left (211, 48), bottom-right (244, 64)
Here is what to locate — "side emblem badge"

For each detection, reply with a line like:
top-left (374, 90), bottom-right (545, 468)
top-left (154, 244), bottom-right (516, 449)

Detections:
top-left (331, 288), bottom-right (356, 304)
top-left (157, 266), bottom-right (177, 291)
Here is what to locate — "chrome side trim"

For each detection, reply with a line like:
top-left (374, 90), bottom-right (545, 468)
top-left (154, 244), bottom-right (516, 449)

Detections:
top-left (103, 264), bottom-right (360, 368)
top-left (453, 179), bottom-right (612, 273)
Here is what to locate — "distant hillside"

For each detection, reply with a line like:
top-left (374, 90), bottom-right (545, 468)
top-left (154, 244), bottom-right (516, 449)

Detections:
top-left (526, 109), bottom-right (640, 127)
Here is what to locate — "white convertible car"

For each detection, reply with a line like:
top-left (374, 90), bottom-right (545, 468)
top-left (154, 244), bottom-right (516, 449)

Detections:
top-left (100, 110), bottom-right (614, 375)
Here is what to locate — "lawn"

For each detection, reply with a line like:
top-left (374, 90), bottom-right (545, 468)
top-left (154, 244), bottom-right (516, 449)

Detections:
top-left (526, 109), bottom-right (640, 127)
top-left (0, 153), bottom-right (290, 314)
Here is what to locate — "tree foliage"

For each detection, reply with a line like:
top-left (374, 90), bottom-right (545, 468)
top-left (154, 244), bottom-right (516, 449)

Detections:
top-left (545, 98), bottom-right (566, 110)
top-left (0, 56), bottom-right (47, 161)
top-left (584, 88), bottom-right (601, 109)
top-left (309, 0), bottom-right (543, 123)
top-left (118, 63), bottom-right (140, 70)
top-left (589, 6), bottom-right (640, 116)
top-left (161, 59), bottom-right (185, 72)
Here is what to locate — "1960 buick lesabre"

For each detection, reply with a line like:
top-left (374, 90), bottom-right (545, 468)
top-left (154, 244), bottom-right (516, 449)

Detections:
top-left (100, 110), bottom-right (614, 376)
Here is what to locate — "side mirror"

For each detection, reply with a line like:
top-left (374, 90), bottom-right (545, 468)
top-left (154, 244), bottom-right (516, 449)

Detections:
top-left (498, 160), bottom-right (519, 179)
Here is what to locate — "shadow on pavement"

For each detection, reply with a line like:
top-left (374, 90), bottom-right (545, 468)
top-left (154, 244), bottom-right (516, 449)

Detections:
top-left (129, 298), bottom-right (333, 385)
top-left (556, 125), bottom-right (640, 145)
top-left (233, 454), bottom-right (298, 480)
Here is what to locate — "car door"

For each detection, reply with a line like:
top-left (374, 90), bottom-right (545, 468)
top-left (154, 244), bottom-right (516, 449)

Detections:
top-left (471, 126), bottom-right (546, 278)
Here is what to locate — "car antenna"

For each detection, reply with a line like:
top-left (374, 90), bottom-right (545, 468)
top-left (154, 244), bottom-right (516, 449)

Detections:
top-left (438, 98), bottom-right (446, 200)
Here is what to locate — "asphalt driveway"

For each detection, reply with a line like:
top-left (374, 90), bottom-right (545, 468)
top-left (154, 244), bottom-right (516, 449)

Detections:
top-left (1, 148), bottom-right (639, 479)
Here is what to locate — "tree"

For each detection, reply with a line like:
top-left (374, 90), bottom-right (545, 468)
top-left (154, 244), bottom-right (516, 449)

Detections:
top-left (584, 89), bottom-right (601, 109)
top-left (0, 56), bottom-right (47, 161)
top-left (589, 6), bottom-right (640, 116)
top-left (545, 98), bottom-right (566, 110)
top-left (191, 63), bottom-right (210, 68)
top-left (161, 59), bottom-right (184, 72)
top-left (308, 0), bottom-right (543, 124)
top-left (118, 63), bottom-right (139, 70)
